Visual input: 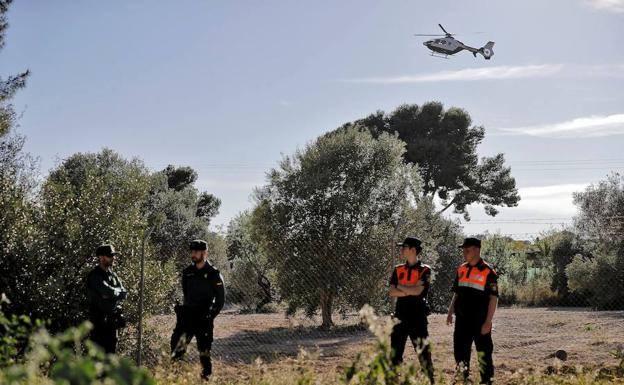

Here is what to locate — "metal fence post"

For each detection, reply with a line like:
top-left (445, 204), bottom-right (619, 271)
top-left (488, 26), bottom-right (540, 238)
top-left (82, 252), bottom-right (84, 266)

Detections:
top-left (137, 226), bottom-right (154, 366)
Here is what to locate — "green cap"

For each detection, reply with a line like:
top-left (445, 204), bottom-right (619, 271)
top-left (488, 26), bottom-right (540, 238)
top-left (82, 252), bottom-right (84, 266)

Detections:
top-left (96, 244), bottom-right (120, 257)
top-left (190, 239), bottom-right (208, 251)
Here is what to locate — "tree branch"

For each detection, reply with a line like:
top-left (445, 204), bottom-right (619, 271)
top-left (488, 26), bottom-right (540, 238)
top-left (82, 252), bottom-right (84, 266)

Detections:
top-left (437, 196), bottom-right (458, 214)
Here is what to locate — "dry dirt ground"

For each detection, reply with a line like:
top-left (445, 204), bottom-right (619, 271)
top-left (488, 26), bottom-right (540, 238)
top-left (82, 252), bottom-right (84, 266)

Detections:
top-left (148, 307), bottom-right (623, 383)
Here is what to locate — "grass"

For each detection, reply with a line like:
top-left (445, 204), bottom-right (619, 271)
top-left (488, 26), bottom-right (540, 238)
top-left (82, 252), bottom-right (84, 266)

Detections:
top-left (148, 356), bottom-right (624, 385)
top-left (135, 307), bottom-right (624, 385)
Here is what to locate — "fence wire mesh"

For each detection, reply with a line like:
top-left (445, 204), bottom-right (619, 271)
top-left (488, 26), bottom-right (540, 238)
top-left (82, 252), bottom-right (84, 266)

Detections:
top-left (131, 238), bottom-right (624, 376)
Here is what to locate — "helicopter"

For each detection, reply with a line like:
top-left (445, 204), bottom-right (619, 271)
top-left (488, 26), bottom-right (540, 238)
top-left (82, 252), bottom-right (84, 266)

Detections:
top-left (415, 24), bottom-right (494, 60)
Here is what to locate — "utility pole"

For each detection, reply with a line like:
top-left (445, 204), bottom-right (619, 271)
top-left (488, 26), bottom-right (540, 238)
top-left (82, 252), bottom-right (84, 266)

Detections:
top-left (136, 225), bottom-right (154, 366)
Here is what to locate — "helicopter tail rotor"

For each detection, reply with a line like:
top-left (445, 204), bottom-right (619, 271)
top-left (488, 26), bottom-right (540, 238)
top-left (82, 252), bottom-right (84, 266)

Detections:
top-left (478, 41), bottom-right (495, 60)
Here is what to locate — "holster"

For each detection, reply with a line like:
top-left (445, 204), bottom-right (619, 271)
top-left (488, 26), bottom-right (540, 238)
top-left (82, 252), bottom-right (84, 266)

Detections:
top-left (109, 307), bottom-right (126, 329)
top-left (175, 304), bottom-right (212, 330)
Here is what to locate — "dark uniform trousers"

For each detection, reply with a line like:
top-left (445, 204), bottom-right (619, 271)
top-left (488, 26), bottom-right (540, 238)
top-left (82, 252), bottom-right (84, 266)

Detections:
top-left (170, 306), bottom-right (214, 376)
top-left (453, 317), bottom-right (494, 384)
top-left (90, 320), bottom-right (118, 354)
top-left (390, 316), bottom-right (435, 383)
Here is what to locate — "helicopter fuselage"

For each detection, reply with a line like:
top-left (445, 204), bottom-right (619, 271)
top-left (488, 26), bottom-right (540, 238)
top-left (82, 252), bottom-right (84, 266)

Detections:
top-left (416, 24), bottom-right (494, 59)
top-left (423, 37), bottom-right (465, 55)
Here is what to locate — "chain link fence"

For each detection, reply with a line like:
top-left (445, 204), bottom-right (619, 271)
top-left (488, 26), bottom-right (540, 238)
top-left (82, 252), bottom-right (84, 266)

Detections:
top-left (134, 237), bottom-right (624, 376)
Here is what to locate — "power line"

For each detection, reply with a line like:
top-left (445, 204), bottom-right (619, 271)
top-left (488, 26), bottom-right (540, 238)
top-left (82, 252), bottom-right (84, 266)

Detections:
top-left (512, 166), bottom-right (624, 171)
top-left (461, 217), bottom-right (572, 221)
top-left (509, 158), bottom-right (624, 164)
top-left (465, 222), bottom-right (570, 225)
top-left (461, 216), bottom-right (624, 223)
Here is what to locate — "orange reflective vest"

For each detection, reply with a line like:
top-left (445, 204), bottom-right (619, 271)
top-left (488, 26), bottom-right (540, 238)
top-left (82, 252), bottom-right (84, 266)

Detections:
top-left (395, 264), bottom-right (430, 286)
top-left (456, 263), bottom-right (492, 291)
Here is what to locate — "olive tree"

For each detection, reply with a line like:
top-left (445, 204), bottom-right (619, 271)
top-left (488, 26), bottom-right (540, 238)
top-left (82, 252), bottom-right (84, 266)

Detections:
top-left (253, 127), bottom-right (420, 328)
top-left (567, 174), bottom-right (624, 309)
top-left (226, 211), bottom-right (275, 312)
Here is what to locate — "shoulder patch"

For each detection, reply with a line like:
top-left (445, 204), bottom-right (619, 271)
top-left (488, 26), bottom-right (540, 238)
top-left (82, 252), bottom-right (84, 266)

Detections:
top-left (205, 261), bottom-right (219, 272)
top-left (482, 260), bottom-right (497, 273)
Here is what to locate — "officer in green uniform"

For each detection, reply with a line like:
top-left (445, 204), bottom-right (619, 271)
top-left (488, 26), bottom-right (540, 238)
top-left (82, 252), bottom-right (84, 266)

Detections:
top-left (170, 239), bottom-right (225, 381)
top-left (86, 244), bottom-right (127, 354)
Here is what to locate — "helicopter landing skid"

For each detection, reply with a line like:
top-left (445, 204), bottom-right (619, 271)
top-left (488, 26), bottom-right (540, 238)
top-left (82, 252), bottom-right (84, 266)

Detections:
top-left (429, 51), bottom-right (449, 59)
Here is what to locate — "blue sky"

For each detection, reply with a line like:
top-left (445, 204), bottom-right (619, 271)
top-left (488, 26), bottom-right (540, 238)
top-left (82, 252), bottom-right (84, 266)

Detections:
top-left (2, 0), bottom-right (623, 237)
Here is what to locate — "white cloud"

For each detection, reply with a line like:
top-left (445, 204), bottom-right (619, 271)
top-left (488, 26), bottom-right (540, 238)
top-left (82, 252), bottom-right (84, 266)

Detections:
top-left (520, 183), bottom-right (587, 199)
top-left (342, 63), bottom-right (624, 84)
top-left (499, 114), bottom-right (624, 138)
top-left (343, 64), bottom-right (564, 84)
top-left (516, 183), bottom-right (587, 216)
top-left (586, 0), bottom-right (624, 13)
top-left (449, 183), bottom-right (586, 238)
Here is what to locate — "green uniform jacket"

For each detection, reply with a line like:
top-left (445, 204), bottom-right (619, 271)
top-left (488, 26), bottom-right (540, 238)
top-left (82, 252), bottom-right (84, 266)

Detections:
top-left (86, 265), bottom-right (127, 322)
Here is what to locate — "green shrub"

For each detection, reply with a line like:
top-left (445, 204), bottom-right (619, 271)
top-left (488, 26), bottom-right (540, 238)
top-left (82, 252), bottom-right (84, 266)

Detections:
top-left (515, 270), bottom-right (559, 307)
top-left (497, 275), bottom-right (518, 305)
top-left (344, 305), bottom-right (431, 385)
top-left (0, 303), bottom-right (154, 385)
top-left (1, 323), bottom-right (155, 385)
top-left (567, 253), bottom-right (624, 310)
top-left (0, 295), bottom-right (45, 367)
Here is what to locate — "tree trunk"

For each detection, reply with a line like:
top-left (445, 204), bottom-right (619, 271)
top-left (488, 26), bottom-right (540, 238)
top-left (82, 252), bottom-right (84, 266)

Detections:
top-left (320, 290), bottom-right (334, 329)
top-left (255, 273), bottom-right (272, 312)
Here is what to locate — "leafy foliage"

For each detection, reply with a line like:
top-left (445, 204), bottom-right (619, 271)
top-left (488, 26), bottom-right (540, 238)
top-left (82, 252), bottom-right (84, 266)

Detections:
top-left (148, 167), bottom-right (220, 268)
top-left (337, 102), bottom-right (519, 219)
top-left (0, 0), bottom-right (38, 324)
top-left (226, 211), bottom-right (275, 312)
top-left (0, 295), bottom-right (45, 368)
top-left (1, 149), bottom-right (221, 331)
top-left (253, 128), bottom-right (419, 327)
top-left (481, 233), bottom-right (561, 306)
top-left (567, 174), bottom-right (624, 310)
top-left (31, 150), bottom-right (153, 329)
top-left (164, 165), bottom-right (198, 191)
top-left (344, 305), bottom-right (430, 385)
top-left (540, 231), bottom-right (583, 298)
top-left (0, 320), bottom-right (154, 385)
top-left (0, 0), bottom-right (29, 137)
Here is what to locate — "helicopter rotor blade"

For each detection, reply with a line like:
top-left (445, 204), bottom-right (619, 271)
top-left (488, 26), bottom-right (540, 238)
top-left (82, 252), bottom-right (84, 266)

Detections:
top-left (413, 34), bottom-right (446, 36)
top-left (438, 24), bottom-right (450, 35)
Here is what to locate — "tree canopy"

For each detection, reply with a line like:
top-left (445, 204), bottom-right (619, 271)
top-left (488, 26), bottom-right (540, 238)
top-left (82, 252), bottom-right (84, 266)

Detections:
top-left (252, 127), bottom-right (420, 327)
top-left (337, 102), bottom-right (520, 219)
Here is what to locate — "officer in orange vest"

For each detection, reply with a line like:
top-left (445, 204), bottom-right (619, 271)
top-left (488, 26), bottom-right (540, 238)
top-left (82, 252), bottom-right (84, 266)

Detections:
top-left (389, 237), bottom-right (435, 384)
top-left (447, 238), bottom-right (498, 385)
